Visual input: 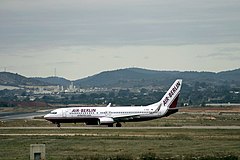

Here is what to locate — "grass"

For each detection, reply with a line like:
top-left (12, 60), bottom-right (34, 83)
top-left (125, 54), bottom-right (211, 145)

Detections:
top-left (0, 128), bottom-right (239, 160)
top-left (0, 107), bottom-right (239, 159)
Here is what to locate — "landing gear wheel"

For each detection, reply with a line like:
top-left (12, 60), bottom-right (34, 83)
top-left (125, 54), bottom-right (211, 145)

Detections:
top-left (116, 123), bottom-right (122, 127)
top-left (57, 123), bottom-right (61, 127)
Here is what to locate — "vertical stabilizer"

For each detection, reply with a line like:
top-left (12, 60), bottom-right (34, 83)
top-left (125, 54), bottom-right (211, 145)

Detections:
top-left (150, 79), bottom-right (182, 115)
top-left (162, 79), bottom-right (182, 109)
top-left (159, 79), bottom-right (182, 116)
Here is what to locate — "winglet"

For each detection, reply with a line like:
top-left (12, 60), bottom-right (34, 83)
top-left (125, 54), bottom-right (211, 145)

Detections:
top-left (107, 103), bottom-right (111, 107)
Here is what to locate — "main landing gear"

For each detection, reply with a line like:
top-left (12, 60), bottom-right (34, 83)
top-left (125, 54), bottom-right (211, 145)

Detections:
top-left (107, 123), bottom-right (122, 127)
top-left (116, 123), bottom-right (122, 127)
top-left (56, 123), bottom-right (61, 127)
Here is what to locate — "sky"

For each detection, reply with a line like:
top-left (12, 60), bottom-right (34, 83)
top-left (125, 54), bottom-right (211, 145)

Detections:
top-left (0, 0), bottom-right (240, 80)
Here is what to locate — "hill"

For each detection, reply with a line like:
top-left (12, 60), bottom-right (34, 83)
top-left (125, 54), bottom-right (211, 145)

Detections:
top-left (1, 68), bottom-right (239, 105)
top-left (32, 77), bottom-right (71, 86)
top-left (0, 72), bottom-right (49, 86)
top-left (74, 68), bottom-right (240, 88)
top-left (1, 68), bottom-right (239, 88)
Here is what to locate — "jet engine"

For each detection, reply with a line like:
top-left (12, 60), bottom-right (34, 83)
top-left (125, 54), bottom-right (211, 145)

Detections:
top-left (98, 117), bottom-right (114, 124)
top-left (85, 117), bottom-right (115, 125)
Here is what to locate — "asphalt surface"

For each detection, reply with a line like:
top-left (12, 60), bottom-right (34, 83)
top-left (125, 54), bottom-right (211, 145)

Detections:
top-left (0, 111), bottom-right (49, 120)
top-left (0, 126), bottom-right (240, 130)
top-left (0, 126), bottom-right (239, 137)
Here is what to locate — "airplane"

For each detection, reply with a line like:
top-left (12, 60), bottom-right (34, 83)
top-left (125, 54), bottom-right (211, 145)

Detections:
top-left (44, 79), bottom-right (182, 127)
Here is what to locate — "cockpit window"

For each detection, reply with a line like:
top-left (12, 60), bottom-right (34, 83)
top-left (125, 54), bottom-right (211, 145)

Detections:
top-left (50, 112), bottom-right (57, 114)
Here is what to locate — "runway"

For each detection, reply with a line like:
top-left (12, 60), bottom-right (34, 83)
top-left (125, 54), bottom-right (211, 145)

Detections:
top-left (1, 111), bottom-right (239, 131)
top-left (1, 126), bottom-right (240, 130)
top-left (0, 126), bottom-right (239, 138)
top-left (0, 111), bottom-right (49, 120)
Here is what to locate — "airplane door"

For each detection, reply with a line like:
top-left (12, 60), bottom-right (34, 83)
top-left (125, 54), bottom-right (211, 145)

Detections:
top-left (62, 109), bottom-right (67, 117)
top-left (63, 109), bottom-right (71, 117)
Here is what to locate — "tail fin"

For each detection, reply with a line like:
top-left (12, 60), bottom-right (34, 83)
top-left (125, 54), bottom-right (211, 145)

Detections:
top-left (150, 79), bottom-right (182, 115)
top-left (161, 79), bottom-right (182, 109)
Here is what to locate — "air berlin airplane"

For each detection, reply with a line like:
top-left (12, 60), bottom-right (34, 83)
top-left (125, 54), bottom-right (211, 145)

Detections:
top-left (44, 79), bottom-right (182, 127)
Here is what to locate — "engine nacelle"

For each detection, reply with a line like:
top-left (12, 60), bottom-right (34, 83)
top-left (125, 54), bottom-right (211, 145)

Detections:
top-left (99, 117), bottom-right (114, 124)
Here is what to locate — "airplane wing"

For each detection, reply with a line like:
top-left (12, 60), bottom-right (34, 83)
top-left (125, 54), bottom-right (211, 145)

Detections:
top-left (110, 113), bottom-right (143, 122)
top-left (113, 115), bottom-right (141, 122)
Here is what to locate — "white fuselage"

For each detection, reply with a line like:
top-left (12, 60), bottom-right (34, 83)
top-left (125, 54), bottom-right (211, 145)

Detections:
top-left (44, 105), bottom-right (167, 124)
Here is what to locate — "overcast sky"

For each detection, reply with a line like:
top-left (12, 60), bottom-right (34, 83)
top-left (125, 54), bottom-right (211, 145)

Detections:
top-left (0, 0), bottom-right (240, 80)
